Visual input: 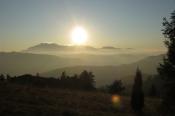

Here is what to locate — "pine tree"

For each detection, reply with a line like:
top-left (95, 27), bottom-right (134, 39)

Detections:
top-left (131, 68), bottom-right (144, 113)
top-left (157, 10), bottom-right (175, 115)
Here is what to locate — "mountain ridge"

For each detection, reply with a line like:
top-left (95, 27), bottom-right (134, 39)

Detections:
top-left (42, 54), bottom-right (164, 86)
top-left (23, 43), bottom-right (133, 54)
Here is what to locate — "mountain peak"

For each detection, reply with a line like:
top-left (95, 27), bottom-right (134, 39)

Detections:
top-left (23, 43), bottom-right (98, 53)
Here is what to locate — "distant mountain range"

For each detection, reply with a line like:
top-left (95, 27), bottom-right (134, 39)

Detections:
top-left (0, 52), bottom-right (147, 75)
top-left (42, 54), bottom-right (164, 86)
top-left (23, 43), bottom-right (133, 54)
top-left (22, 43), bottom-right (146, 66)
top-left (0, 52), bottom-right (79, 75)
top-left (0, 51), bottom-right (164, 86)
top-left (23, 43), bottom-right (97, 52)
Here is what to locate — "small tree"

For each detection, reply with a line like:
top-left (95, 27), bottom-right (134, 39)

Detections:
top-left (131, 68), bottom-right (144, 113)
top-left (79, 70), bottom-right (95, 90)
top-left (60, 71), bottom-right (67, 80)
top-left (6, 74), bottom-right (11, 81)
top-left (149, 84), bottom-right (157, 97)
top-left (36, 73), bottom-right (40, 77)
top-left (0, 74), bottom-right (5, 81)
top-left (108, 80), bottom-right (125, 94)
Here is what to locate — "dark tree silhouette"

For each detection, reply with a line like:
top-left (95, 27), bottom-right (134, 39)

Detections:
top-left (149, 84), bottom-right (157, 97)
top-left (5, 71), bottom-right (96, 91)
top-left (79, 70), bottom-right (95, 90)
top-left (36, 73), bottom-right (40, 77)
top-left (108, 80), bottom-right (125, 94)
top-left (60, 71), bottom-right (67, 80)
top-left (131, 68), bottom-right (144, 113)
top-left (157, 10), bottom-right (175, 115)
top-left (6, 74), bottom-right (11, 81)
top-left (0, 74), bottom-right (5, 81)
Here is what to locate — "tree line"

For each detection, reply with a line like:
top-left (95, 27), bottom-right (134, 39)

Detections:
top-left (0, 70), bottom-right (95, 91)
top-left (0, 66), bottom-right (154, 115)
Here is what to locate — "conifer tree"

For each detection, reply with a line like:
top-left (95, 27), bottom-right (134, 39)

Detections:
top-left (157, 10), bottom-right (175, 115)
top-left (131, 68), bottom-right (144, 113)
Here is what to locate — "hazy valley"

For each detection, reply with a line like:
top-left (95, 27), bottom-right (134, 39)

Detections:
top-left (0, 43), bottom-right (164, 86)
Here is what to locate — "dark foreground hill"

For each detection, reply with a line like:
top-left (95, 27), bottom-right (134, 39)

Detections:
top-left (0, 83), bottom-right (161, 116)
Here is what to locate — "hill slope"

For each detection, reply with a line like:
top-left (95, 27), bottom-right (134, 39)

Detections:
top-left (0, 52), bottom-right (79, 75)
top-left (0, 83), bottom-right (161, 116)
top-left (23, 43), bottom-right (146, 65)
top-left (42, 55), bottom-right (164, 86)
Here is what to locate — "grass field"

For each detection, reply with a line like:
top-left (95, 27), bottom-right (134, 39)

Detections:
top-left (0, 83), bottom-right (161, 116)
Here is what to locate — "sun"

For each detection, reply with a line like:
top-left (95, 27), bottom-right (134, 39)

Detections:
top-left (71, 26), bottom-right (88, 45)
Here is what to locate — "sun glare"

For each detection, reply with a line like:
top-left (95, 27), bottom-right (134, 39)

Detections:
top-left (71, 26), bottom-right (88, 45)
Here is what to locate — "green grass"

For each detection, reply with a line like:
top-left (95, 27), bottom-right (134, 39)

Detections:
top-left (0, 83), bottom-right (161, 116)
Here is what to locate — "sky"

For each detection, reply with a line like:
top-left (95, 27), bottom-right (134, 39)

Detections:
top-left (0, 0), bottom-right (174, 52)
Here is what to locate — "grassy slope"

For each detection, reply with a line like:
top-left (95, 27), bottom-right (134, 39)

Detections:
top-left (0, 83), bottom-right (161, 116)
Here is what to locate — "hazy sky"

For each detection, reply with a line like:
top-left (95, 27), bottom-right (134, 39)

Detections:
top-left (0, 0), bottom-right (174, 51)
